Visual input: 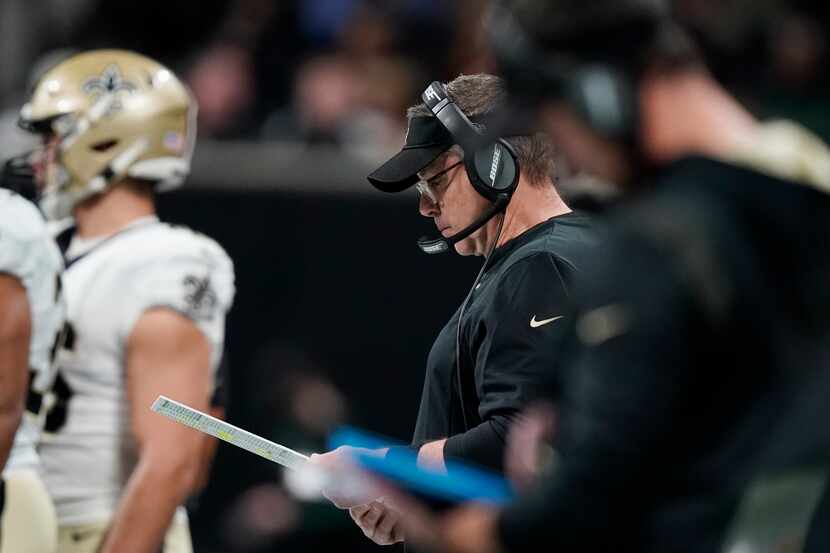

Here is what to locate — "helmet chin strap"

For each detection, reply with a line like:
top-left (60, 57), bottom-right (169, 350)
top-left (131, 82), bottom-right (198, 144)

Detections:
top-left (417, 193), bottom-right (510, 254)
top-left (83, 136), bottom-right (150, 198)
top-left (41, 137), bottom-right (150, 221)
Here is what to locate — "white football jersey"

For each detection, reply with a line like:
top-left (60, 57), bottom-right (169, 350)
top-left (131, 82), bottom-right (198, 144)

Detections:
top-left (39, 216), bottom-right (235, 525)
top-left (0, 190), bottom-right (64, 474)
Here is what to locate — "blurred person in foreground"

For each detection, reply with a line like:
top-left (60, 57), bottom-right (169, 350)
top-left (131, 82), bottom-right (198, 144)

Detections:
top-left (372, 1), bottom-right (830, 552)
top-left (10, 50), bottom-right (235, 553)
top-left (0, 160), bottom-right (65, 552)
top-left (311, 73), bottom-right (598, 545)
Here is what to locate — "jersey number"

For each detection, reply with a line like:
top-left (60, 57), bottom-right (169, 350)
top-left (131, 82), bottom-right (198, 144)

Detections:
top-left (43, 320), bottom-right (75, 433)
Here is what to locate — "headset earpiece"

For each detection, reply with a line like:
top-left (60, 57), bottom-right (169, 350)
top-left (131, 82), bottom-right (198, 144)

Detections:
top-left (421, 81), bottom-right (520, 203)
top-left (466, 138), bottom-right (519, 202)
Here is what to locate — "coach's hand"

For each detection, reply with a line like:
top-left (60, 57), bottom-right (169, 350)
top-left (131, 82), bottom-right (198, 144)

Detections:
top-left (309, 446), bottom-right (387, 509)
top-left (350, 500), bottom-right (405, 545)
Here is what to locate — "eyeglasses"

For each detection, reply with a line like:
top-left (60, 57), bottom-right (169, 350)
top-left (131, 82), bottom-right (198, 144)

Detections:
top-left (415, 159), bottom-right (464, 203)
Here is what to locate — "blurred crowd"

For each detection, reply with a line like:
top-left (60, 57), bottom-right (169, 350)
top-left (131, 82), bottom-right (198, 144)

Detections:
top-left (1, 0), bottom-right (828, 164)
top-left (0, 0), bottom-right (494, 165)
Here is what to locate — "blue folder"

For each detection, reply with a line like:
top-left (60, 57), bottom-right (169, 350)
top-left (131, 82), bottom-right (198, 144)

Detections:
top-left (328, 426), bottom-right (515, 506)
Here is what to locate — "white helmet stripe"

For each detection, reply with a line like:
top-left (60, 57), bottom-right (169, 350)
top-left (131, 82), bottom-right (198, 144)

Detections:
top-left (109, 137), bottom-right (149, 175)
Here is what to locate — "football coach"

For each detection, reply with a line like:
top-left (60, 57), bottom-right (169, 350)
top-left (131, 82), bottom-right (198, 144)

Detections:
top-left (311, 73), bottom-right (598, 545)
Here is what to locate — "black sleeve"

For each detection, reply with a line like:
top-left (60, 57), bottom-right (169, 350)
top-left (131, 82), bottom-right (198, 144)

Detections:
top-left (497, 235), bottom-right (702, 551)
top-left (443, 253), bottom-right (575, 470)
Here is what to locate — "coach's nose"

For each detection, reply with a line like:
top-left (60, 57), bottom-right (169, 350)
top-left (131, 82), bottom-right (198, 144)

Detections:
top-left (419, 192), bottom-right (439, 217)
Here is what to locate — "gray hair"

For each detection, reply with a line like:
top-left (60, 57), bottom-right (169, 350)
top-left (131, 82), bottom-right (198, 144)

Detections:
top-left (408, 74), bottom-right (557, 187)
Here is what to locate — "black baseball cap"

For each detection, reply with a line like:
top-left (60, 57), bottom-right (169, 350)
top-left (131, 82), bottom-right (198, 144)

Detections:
top-left (367, 115), bottom-right (454, 193)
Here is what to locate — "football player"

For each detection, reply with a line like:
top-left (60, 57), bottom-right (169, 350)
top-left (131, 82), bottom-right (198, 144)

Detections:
top-left (14, 50), bottom-right (235, 553)
top-left (0, 184), bottom-right (64, 553)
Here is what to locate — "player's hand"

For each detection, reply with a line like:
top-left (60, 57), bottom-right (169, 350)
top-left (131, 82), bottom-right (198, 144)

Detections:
top-left (505, 402), bottom-right (557, 492)
top-left (349, 500), bottom-right (405, 545)
top-left (309, 446), bottom-right (386, 509)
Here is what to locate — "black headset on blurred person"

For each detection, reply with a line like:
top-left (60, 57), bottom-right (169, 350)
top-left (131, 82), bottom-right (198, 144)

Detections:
top-left (416, 81), bottom-right (520, 254)
top-left (486, 0), bottom-right (677, 142)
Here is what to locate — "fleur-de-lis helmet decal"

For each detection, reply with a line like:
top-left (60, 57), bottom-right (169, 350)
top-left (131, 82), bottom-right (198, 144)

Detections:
top-left (83, 64), bottom-right (137, 95)
top-left (82, 64), bottom-right (137, 112)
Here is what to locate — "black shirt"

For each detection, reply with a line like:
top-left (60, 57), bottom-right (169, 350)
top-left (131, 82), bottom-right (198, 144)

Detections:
top-left (498, 157), bottom-right (830, 553)
top-left (412, 211), bottom-right (598, 472)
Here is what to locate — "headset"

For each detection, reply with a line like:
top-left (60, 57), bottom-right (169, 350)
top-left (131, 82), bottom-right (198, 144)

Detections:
top-left (485, 0), bottom-right (654, 141)
top-left (416, 81), bottom-right (520, 255)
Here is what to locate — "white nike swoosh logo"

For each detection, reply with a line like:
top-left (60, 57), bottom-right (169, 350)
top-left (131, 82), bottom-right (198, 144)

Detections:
top-left (530, 315), bottom-right (564, 328)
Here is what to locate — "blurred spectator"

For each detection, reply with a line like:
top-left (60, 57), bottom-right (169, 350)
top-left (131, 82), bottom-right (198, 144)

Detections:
top-left (260, 53), bottom-right (416, 164)
top-left (187, 44), bottom-right (258, 138)
top-left (290, 55), bottom-right (362, 144)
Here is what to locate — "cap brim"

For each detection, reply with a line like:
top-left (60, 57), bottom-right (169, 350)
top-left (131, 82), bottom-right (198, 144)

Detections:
top-left (367, 144), bottom-right (450, 192)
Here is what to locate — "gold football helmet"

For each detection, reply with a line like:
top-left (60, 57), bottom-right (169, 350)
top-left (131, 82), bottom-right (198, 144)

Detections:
top-left (18, 49), bottom-right (196, 220)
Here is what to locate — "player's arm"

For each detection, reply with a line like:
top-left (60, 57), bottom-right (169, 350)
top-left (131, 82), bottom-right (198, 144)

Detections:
top-left (192, 360), bottom-right (228, 494)
top-left (192, 400), bottom-right (225, 494)
top-left (98, 307), bottom-right (211, 553)
top-left (0, 274), bottom-right (31, 473)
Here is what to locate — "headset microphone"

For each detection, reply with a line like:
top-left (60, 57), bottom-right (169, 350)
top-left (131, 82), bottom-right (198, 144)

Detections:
top-left (416, 193), bottom-right (510, 254)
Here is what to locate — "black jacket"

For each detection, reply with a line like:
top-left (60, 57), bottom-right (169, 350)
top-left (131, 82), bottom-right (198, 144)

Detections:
top-left (498, 157), bottom-right (830, 553)
top-left (412, 211), bottom-right (598, 472)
